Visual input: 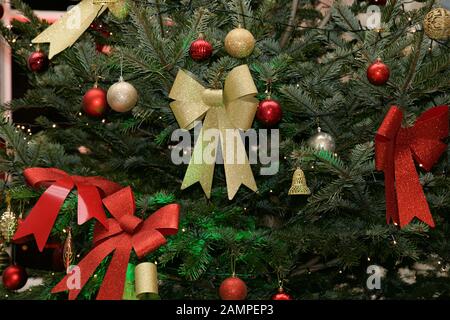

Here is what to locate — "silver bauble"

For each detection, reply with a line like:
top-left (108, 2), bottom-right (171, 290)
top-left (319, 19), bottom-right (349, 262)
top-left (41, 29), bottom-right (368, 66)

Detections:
top-left (307, 127), bottom-right (336, 152)
top-left (107, 78), bottom-right (138, 112)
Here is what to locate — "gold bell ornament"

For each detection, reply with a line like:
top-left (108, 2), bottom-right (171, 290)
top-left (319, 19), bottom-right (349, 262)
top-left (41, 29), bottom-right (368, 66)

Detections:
top-left (288, 168), bottom-right (311, 195)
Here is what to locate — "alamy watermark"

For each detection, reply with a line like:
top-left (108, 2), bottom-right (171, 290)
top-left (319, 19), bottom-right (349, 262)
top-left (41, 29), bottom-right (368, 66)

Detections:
top-left (170, 122), bottom-right (280, 175)
top-left (366, 265), bottom-right (384, 290)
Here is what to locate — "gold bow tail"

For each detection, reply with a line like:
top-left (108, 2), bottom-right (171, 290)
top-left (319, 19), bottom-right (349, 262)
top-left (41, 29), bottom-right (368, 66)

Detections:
top-left (169, 65), bottom-right (258, 200)
top-left (32, 0), bottom-right (120, 59)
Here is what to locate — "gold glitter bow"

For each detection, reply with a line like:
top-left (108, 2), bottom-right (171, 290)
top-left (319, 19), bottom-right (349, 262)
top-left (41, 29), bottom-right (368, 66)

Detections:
top-left (169, 65), bottom-right (258, 200)
top-left (32, 0), bottom-right (127, 59)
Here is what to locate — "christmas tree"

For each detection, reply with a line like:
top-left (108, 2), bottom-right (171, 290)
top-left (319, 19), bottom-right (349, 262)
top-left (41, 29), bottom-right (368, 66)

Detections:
top-left (0, 0), bottom-right (449, 300)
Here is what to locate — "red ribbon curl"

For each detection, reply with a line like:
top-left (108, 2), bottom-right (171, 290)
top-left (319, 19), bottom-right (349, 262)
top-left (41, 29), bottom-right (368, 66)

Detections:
top-left (375, 105), bottom-right (448, 228)
top-left (51, 186), bottom-right (180, 300)
top-left (13, 168), bottom-right (122, 251)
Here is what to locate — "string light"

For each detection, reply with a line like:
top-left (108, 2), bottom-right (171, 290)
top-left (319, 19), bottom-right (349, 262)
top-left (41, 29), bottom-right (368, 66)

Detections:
top-left (102, 119), bottom-right (106, 123)
top-left (52, 124), bottom-right (56, 128)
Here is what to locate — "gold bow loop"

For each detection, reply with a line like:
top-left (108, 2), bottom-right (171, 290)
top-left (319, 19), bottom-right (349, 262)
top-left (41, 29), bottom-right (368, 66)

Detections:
top-left (169, 65), bottom-right (259, 200)
top-left (32, 0), bottom-right (121, 59)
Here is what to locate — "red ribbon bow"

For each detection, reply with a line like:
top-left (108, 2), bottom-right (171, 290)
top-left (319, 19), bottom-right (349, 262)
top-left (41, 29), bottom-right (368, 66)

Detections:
top-left (375, 105), bottom-right (448, 227)
top-left (13, 168), bottom-right (122, 251)
top-left (52, 186), bottom-right (180, 300)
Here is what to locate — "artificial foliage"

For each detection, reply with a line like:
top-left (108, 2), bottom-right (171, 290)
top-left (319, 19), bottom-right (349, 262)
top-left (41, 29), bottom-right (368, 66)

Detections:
top-left (0, 0), bottom-right (449, 300)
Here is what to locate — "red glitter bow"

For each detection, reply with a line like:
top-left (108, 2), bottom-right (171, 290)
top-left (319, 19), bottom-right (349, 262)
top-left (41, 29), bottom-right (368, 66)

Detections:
top-left (13, 168), bottom-right (122, 251)
top-left (52, 186), bottom-right (180, 300)
top-left (375, 105), bottom-right (449, 227)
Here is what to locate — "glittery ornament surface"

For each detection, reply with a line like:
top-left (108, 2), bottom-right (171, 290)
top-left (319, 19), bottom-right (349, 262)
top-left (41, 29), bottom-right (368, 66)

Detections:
top-left (219, 276), bottom-right (247, 300)
top-left (224, 27), bottom-right (255, 58)
top-left (0, 210), bottom-right (17, 243)
top-left (169, 65), bottom-right (258, 200)
top-left (375, 105), bottom-right (449, 228)
top-left (107, 80), bottom-right (138, 112)
top-left (423, 8), bottom-right (450, 40)
top-left (288, 168), bottom-right (311, 195)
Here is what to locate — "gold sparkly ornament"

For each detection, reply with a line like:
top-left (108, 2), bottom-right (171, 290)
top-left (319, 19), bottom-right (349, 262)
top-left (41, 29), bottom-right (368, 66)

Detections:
top-left (224, 26), bottom-right (255, 58)
top-left (109, 0), bottom-right (129, 20)
top-left (169, 65), bottom-right (258, 200)
top-left (135, 262), bottom-right (159, 300)
top-left (288, 168), bottom-right (311, 195)
top-left (423, 8), bottom-right (450, 40)
top-left (107, 77), bottom-right (138, 112)
top-left (32, 0), bottom-right (121, 59)
top-left (0, 194), bottom-right (17, 243)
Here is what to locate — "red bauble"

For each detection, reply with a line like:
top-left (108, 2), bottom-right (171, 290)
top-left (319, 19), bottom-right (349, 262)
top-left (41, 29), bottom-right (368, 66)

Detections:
top-left (256, 99), bottom-right (283, 127)
top-left (367, 59), bottom-right (390, 86)
top-left (0, 4), bottom-right (4, 19)
top-left (27, 51), bottom-right (49, 73)
top-left (189, 38), bottom-right (213, 61)
top-left (82, 87), bottom-right (108, 117)
top-left (219, 276), bottom-right (247, 300)
top-left (369, 0), bottom-right (387, 5)
top-left (2, 265), bottom-right (28, 291)
top-left (271, 287), bottom-right (293, 300)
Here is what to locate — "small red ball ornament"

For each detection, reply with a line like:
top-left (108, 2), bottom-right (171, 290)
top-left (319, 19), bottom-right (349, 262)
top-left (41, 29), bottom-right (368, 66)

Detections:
top-left (369, 0), bottom-right (387, 5)
top-left (367, 59), bottom-right (390, 86)
top-left (189, 36), bottom-right (213, 61)
top-left (271, 287), bottom-right (293, 300)
top-left (27, 51), bottom-right (49, 72)
top-left (82, 87), bottom-right (108, 117)
top-left (219, 276), bottom-right (247, 300)
top-left (2, 265), bottom-right (28, 291)
top-left (256, 98), bottom-right (283, 127)
top-left (0, 4), bottom-right (4, 19)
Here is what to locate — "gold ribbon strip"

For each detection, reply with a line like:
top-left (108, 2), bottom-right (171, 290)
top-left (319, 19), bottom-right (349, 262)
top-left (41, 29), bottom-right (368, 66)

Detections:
top-left (32, 0), bottom-right (119, 59)
top-left (169, 65), bottom-right (258, 200)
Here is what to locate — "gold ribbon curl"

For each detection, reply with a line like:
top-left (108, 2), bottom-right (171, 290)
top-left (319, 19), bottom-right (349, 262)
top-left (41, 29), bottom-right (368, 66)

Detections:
top-left (32, 0), bottom-right (126, 59)
top-left (169, 65), bottom-right (259, 200)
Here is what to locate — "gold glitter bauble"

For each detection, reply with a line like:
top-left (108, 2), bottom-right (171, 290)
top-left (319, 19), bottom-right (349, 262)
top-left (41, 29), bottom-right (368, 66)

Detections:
top-left (224, 27), bottom-right (255, 58)
top-left (0, 210), bottom-right (17, 243)
top-left (423, 8), bottom-right (450, 40)
top-left (107, 78), bottom-right (138, 112)
top-left (109, 0), bottom-right (130, 20)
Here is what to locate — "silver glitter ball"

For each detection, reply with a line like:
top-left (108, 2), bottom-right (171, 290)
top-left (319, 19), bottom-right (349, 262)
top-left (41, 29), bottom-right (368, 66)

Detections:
top-left (107, 78), bottom-right (138, 112)
top-left (307, 127), bottom-right (336, 152)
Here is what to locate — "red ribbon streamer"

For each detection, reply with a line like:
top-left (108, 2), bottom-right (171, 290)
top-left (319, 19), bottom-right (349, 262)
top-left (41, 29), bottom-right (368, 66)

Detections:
top-left (13, 168), bottom-right (122, 252)
top-left (375, 105), bottom-right (448, 227)
top-left (51, 186), bottom-right (180, 300)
